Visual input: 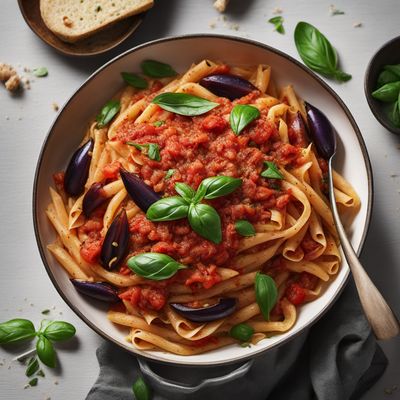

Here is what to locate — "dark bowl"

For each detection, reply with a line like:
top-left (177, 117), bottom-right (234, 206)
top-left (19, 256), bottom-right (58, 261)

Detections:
top-left (364, 35), bottom-right (400, 135)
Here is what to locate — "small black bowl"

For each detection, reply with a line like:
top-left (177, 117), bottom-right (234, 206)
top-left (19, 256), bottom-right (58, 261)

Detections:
top-left (364, 35), bottom-right (400, 135)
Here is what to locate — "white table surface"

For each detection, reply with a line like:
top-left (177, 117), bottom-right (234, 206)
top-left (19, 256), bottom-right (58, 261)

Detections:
top-left (1, 0), bottom-right (399, 398)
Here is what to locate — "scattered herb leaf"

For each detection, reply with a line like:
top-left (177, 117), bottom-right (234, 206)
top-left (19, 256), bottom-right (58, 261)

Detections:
top-left (235, 220), bottom-right (256, 237)
top-left (268, 16), bottom-right (285, 34)
top-left (25, 357), bottom-right (39, 377)
top-left (28, 378), bottom-right (38, 387)
top-left (229, 104), bottom-right (260, 135)
top-left (229, 323), bottom-right (254, 342)
top-left (141, 60), bottom-right (177, 78)
top-left (261, 161), bottom-right (284, 179)
top-left (153, 120), bottom-right (165, 127)
top-left (41, 309), bottom-right (50, 315)
top-left (255, 272), bottom-right (278, 321)
top-left (33, 67), bottom-right (48, 77)
top-left (126, 142), bottom-right (161, 161)
top-left (96, 100), bottom-right (120, 128)
top-left (121, 72), bottom-right (148, 89)
top-left (165, 169), bottom-right (175, 179)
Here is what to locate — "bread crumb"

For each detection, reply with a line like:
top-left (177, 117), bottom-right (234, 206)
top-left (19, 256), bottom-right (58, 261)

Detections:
top-left (353, 22), bottom-right (362, 28)
top-left (63, 16), bottom-right (73, 28)
top-left (0, 63), bottom-right (21, 92)
top-left (52, 102), bottom-right (59, 112)
top-left (214, 0), bottom-right (229, 13)
top-left (272, 7), bottom-right (283, 14)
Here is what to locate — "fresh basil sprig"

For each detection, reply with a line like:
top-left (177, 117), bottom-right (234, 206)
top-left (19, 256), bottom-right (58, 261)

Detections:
top-left (152, 93), bottom-right (219, 116)
top-left (261, 161), bottom-right (284, 179)
top-left (141, 60), bottom-right (177, 78)
top-left (0, 319), bottom-right (36, 343)
top-left (235, 220), bottom-right (256, 237)
top-left (371, 81), bottom-right (400, 102)
top-left (229, 323), bottom-right (254, 342)
top-left (188, 203), bottom-right (222, 243)
top-left (229, 104), bottom-right (260, 135)
top-left (96, 100), bottom-right (121, 128)
top-left (127, 253), bottom-right (186, 280)
top-left (146, 176), bottom-right (242, 243)
top-left (41, 321), bottom-right (76, 342)
top-left (268, 16), bottom-right (285, 34)
top-left (255, 273), bottom-right (278, 321)
top-left (127, 142), bottom-right (161, 161)
top-left (294, 22), bottom-right (351, 82)
top-left (121, 72), bottom-right (148, 89)
top-left (132, 376), bottom-right (152, 400)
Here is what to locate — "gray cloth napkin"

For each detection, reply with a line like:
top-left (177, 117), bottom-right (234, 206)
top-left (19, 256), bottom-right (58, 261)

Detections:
top-left (86, 280), bottom-right (387, 400)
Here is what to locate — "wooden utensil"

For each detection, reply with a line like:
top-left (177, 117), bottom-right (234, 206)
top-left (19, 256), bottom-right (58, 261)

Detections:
top-left (305, 101), bottom-right (400, 340)
top-left (18, 0), bottom-right (143, 57)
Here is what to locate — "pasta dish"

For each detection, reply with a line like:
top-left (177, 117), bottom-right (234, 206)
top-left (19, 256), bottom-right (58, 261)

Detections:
top-left (46, 59), bottom-right (360, 355)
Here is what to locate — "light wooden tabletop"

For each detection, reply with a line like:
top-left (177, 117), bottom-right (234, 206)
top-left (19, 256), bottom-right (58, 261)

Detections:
top-left (1, 0), bottom-right (399, 399)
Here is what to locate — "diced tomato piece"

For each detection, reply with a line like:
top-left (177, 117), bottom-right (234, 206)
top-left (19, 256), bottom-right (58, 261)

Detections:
top-left (184, 264), bottom-right (222, 289)
top-left (139, 287), bottom-right (167, 311)
top-left (103, 161), bottom-right (122, 180)
top-left (119, 264), bottom-right (132, 276)
top-left (285, 283), bottom-right (306, 305)
top-left (201, 115), bottom-right (227, 133)
top-left (119, 286), bottom-right (141, 306)
top-left (80, 232), bottom-right (103, 264)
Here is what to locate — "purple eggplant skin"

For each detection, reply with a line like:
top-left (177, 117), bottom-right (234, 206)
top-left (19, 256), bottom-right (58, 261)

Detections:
top-left (64, 139), bottom-right (94, 197)
top-left (169, 298), bottom-right (237, 323)
top-left (120, 168), bottom-right (161, 212)
top-left (83, 182), bottom-right (108, 217)
top-left (199, 74), bottom-right (258, 101)
top-left (70, 279), bottom-right (120, 303)
top-left (100, 210), bottom-right (130, 270)
top-left (305, 102), bottom-right (336, 160)
top-left (287, 111), bottom-right (310, 147)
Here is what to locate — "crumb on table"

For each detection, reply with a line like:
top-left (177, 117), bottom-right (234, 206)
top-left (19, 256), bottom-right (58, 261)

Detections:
top-left (214, 0), bottom-right (229, 13)
top-left (0, 63), bottom-right (21, 92)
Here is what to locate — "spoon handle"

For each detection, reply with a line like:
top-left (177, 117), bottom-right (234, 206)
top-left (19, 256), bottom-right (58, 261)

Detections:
top-left (328, 160), bottom-right (399, 340)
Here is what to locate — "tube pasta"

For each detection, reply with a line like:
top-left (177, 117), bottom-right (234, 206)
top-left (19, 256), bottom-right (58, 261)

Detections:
top-left (45, 60), bottom-right (360, 356)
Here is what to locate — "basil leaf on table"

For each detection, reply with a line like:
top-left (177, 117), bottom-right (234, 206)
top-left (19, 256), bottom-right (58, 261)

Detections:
top-left (175, 182), bottom-right (196, 203)
top-left (268, 16), bottom-right (285, 34)
top-left (36, 335), bottom-right (56, 368)
top-left (377, 70), bottom-right (400, 87)
top-left (25, 357), bottom-right (40, 377)
top-left (33, 67), bottom-right (48, 77)
top-left (42, 321), bottom-right (76, 341)
top-left (255, 272), bottom-right (278, 321)
top-left (152, 93), bottom-right (219, 116)
top-left (294, 21), bottom-right (351, 82)
top-left (28, 378), bottom-right (38, 387)
top-left (261, 161), bottom-right (284, 179)
top-left (372, 81), bottom-right (400, 102)
top-left (96, 100), bottom-right (121, 128)
top-left (146, 196), bottom-right (189, 221)
top-left (188, 203), bottom-right (222, 244)
top-left (132, 376), bottom-right (152, 400)
top-left (235, 220), bottom-right (256, 237)
top-left (229, 323), bottom-right (254, 342)
top-left (194, 176), bottom-right (242, 202)
top-left (121, 72), bottom-right (148, 89)
top-left (141, 60), bottom-right (177, 78)
top-left (0, 319), bottom-right (36, 344)
top-left (229, 104), bottom-right (260, 135)
top-left (127, 253), bottom-right (186, 280)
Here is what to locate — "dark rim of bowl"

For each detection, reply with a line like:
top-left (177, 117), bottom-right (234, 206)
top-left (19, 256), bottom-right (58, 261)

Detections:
top-left (364, 35), bottom-right (400, 135)
top-left (17, 0), bottom-right (144, 57)
top-left (33, 33), bottom-right (374, 367)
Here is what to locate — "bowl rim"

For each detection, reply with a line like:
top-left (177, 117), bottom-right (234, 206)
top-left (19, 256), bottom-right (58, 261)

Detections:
top-left (364, 35), bottom-right (400, 135)
top-left (32, 33), bottom-right (374, 366)
top-left (17, 0), bottom-right (144, 57)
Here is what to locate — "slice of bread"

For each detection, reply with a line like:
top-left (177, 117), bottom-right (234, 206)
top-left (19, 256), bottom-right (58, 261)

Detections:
top-left (40, 0), bottom-right (154, 43)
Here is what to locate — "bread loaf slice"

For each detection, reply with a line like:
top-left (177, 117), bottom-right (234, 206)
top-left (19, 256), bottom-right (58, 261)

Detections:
top-left (40, 0), bottom-right (154, 43)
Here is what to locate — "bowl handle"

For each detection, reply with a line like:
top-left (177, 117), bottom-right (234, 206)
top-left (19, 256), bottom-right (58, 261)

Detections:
top-left (138, 358), bottom-right (253, 394)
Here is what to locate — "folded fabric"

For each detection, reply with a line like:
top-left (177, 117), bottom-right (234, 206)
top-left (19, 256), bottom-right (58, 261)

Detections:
top-left (86, 280), bottom-right (387, 400)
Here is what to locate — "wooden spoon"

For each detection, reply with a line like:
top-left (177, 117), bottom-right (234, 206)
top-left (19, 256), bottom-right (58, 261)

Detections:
top-left (18, 0), bottom-right (143, 57)
top-left (305, 101), bottom-right (399, 340)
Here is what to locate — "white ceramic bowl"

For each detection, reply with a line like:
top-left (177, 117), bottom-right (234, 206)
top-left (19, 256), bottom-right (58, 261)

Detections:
top-left (33, 34), bottom-right (373, 366)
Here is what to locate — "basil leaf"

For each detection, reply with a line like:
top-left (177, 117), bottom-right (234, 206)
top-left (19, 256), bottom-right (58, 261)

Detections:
top-left (384, 64), bottom-right (400, 79)
top-left (371, 81), bottom-right (400, 102)
top-left (153, 120), bottom-right (165, 127)
top-left (141, 60), bottom-right (177, 78)
top-left (127, 253), bottom-right (186, 280)
top-left (152, 93), bottom-right (218, 116)
top-left (121, 72), bottom-right (148, 89)
top-left (255, 272), bottom-right (278, 321)
top-left (268, 16), bottom-right (285, 34)
top-left (229, 323), bottom-right (254, 342)
top-left (175, 182), bottom-right (195, 203)
top-left (96, 100), bottom-right (121, 128)
top-left (146, 196), bottom-right (189, 221)
top-left (188, 203), bottom-right (222, 244)
top-left (261, 161), bottom-right (284, 179)
top-left (229, 104), bottom-right (260, 135)
top-left (33, 67), bottom-right (48, 77)
top-left (0, 319), bottom-right (36, 344)
top-left (377, 70), bottom-right (399, 87)
top-left (28, 378), bottom-right (38, 387)
top-left (36, 335), bottom-right (56, 368)
top-left (195, 176), bottom-right (242, 202)
top-left (26, 357), bottom-right (39, 377)
top-left (294, 22), bottom-right (351, 82)
top-left (148, 143), bottom-right (161, 161)
top-left (42, 321), bottom-right (76, 341)
top-left (132, 376), bottom-right (152, 400)
top-left (127, 142), bottom-right (146, 151)
top-left (165, 169), bottom-right (175, 179)
top-left (235, 220), bottom-right (256, 237)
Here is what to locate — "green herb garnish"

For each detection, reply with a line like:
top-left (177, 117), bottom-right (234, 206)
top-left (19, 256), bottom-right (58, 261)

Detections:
top-left (121, 72), bottom-right (148, 89)
top-left (261, 161), bottom-right (284, 179)
top-left (33, 67), bottom-right (48, 77)
top-left (28, 378), bottom-right (38, 387)
top-left (229, 104), bottom-right (260, 135)
top-left (41, 309), bottom-right (50, 315)
top-left (96, 100), bottom-right (120, 128)
top-left (25, 357), bottom-right (39, 377)
top-left (132, 376), bottom-right (152, 400)
top-left (165, 169), bottom-right (175, 179)
top-left (235, 220), bottom-right (256, 237)
top-left (153, 120), bottom-right (165, 127)
top-left (141, 60), bottom-right (177, 78)
top-left (268, 16), bottom-right (285, 34)
top-left (255, 272), bottom-right (278, 321)
top-left (152, 93), bottom-right (218, 116)
top-left (294, 21), bottom-right (351, 82)
top-left (229, 323), bottom-right (254, 342)
top-left (127, 142), bottom-right (161, 161)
